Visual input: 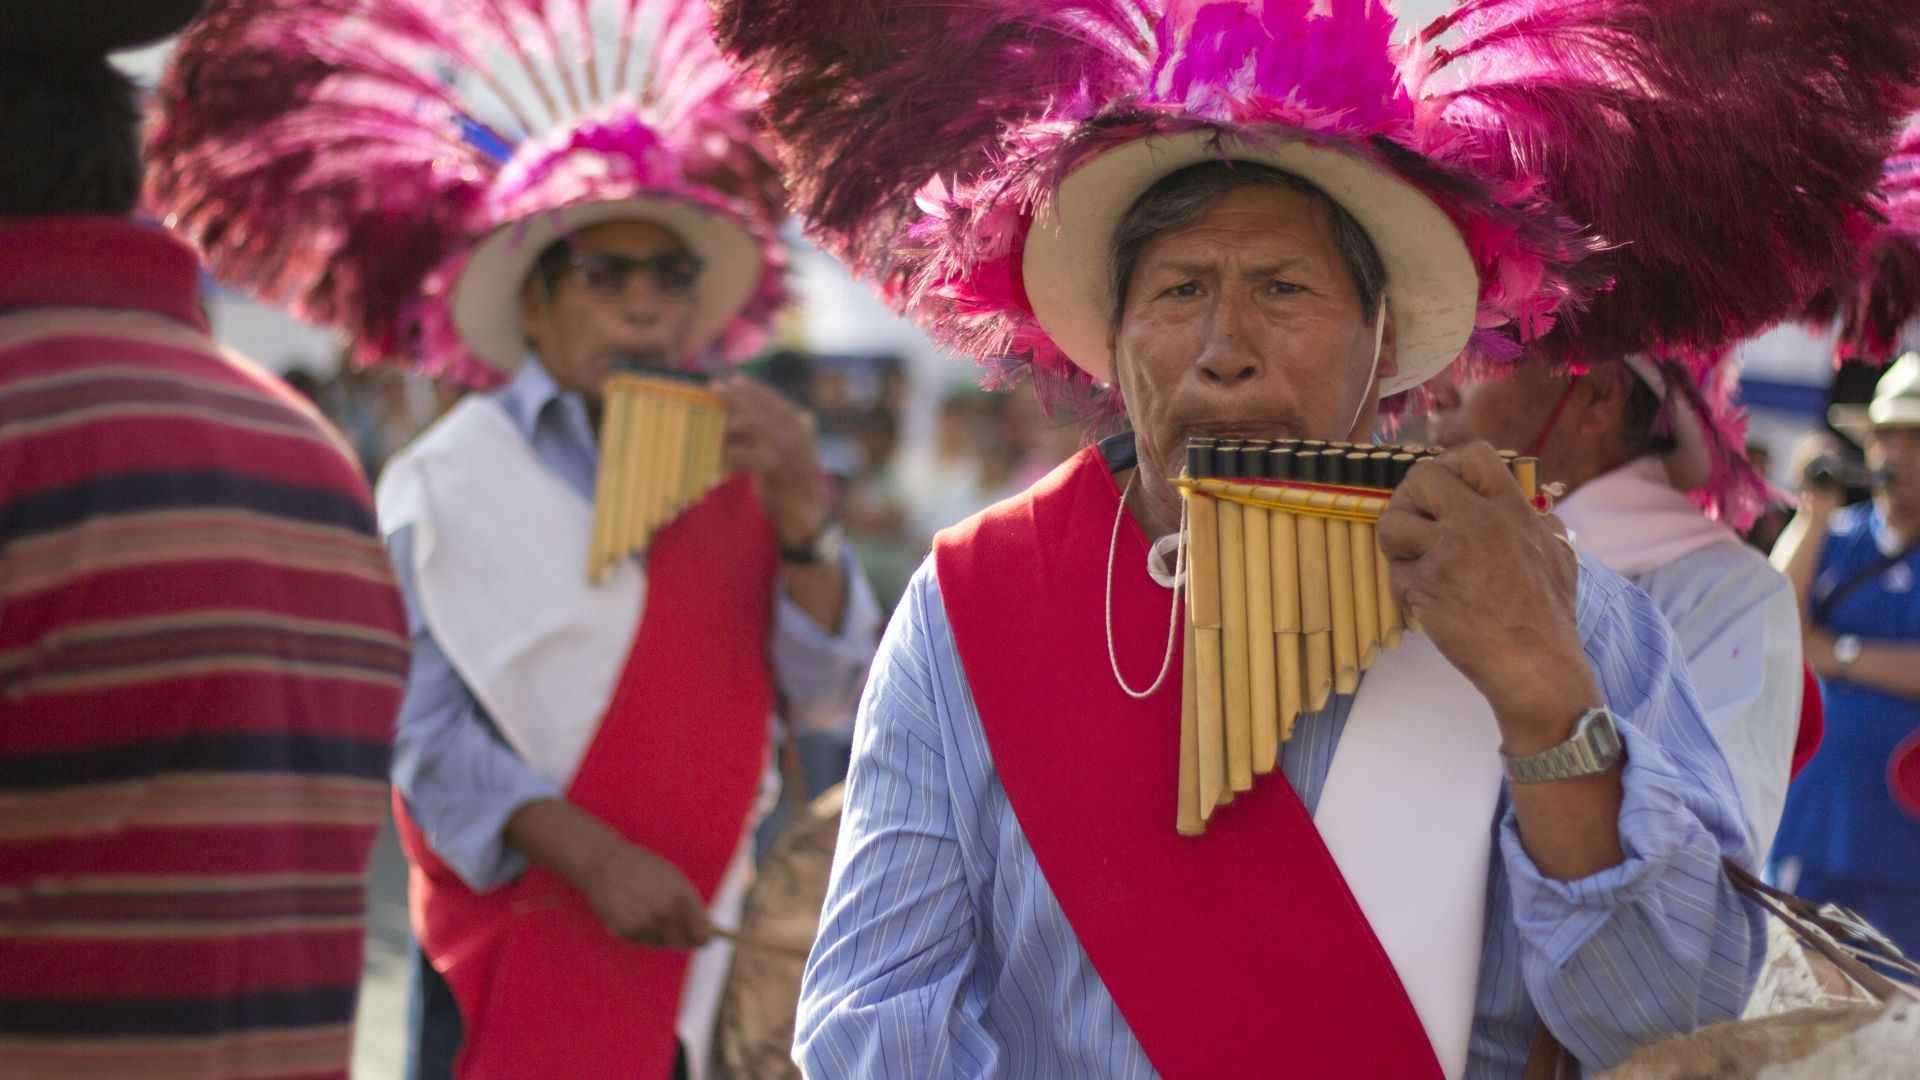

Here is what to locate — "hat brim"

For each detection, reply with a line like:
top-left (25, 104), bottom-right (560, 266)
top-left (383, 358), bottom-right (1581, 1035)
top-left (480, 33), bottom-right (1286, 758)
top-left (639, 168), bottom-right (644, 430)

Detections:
top-left (2, 0), bottom-right (207, 52)
top-left (1829, 398), bottom-right (1920, 442)
top-left (1624, 355), bottom-right (1715, 491)
top-left (1021, 131), bottom-right (1478, 398)
top-left (451, 198), bottom-right (764, 375)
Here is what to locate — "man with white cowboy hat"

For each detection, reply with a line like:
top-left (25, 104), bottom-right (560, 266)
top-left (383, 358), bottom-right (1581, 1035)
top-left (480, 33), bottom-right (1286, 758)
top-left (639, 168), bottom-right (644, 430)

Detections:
top-left (2, 2), bottom-right (411, 1077)
top-left (1772, 351), bottom-right (1920, 960)
top-left (148, 2), bottom-right (879, 1078)
top-left (1428, 354), bottom-right (1804, 860)
top-left (719, 0), bottom-right (1920, 1076)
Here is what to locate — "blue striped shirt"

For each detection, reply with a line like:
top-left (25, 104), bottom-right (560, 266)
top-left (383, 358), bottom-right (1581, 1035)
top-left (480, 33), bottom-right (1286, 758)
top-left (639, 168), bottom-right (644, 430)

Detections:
top-left (798, 553), bottom-right (1764, 1078)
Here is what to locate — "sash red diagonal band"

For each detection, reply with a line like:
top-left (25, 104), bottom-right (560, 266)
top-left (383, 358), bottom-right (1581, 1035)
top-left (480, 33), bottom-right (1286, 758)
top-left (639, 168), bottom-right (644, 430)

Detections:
top-left (397, 475), bottom-right (776, 1080)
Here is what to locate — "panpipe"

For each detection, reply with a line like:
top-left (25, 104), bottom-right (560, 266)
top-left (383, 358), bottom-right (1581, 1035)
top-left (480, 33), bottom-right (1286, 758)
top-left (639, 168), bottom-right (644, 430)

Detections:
top-left (1175, 437), bottom-right (1541, 835)
top-left (587, 361), bottom-right (729, 583)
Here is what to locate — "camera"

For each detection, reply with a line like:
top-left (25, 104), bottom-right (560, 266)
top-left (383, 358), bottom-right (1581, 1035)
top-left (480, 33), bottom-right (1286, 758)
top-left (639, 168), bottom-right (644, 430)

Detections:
top-left (1804, 453), bottom-right (1885, 491)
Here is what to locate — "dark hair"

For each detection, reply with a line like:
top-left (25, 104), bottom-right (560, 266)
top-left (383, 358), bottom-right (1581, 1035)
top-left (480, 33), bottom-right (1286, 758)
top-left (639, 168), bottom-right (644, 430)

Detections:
top-left (1109, 160), bottom-right (1387, 327)
top-left (0, 53), bottom-right (143, 218)
top-left (1619, 371), bottom-right (1680, 456)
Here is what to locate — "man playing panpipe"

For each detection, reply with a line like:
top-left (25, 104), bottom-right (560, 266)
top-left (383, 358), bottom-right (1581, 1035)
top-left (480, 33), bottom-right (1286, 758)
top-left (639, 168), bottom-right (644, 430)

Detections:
top-left (718, 0), bottom-right (1920, 1075)
top-left (146, 3), bottom-right (880, 1078)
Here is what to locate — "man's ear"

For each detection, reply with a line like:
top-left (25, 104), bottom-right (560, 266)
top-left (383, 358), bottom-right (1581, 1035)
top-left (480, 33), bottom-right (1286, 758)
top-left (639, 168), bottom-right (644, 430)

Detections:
top-left (1375, 306), bottom-right (1400, 382)
top-left (1571, 363), bottom-right (1633, 436)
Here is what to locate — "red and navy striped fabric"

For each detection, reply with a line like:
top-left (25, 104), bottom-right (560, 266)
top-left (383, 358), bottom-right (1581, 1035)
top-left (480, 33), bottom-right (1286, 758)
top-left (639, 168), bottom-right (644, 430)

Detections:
top-left (1, 217), bottom-right (408, 1080)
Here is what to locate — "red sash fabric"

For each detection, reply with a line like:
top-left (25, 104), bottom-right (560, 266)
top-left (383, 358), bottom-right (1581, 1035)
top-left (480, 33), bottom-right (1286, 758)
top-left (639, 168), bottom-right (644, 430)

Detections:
top-left (933, 447), bottom-right (1443, 1080)
top-left (395, 475), bottom-right (777, 1080)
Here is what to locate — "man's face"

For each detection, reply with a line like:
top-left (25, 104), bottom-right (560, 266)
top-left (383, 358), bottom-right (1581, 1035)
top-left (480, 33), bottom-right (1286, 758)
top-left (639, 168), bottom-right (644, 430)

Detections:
top-left (1427, 362), bottom-right (1568, 457)
top-left (519, 219), bottom-right (700, 402)
top-left (1111, 185), bottom-right (1396, 503)
top-left (1867, 425), bottom-right (1920, 516)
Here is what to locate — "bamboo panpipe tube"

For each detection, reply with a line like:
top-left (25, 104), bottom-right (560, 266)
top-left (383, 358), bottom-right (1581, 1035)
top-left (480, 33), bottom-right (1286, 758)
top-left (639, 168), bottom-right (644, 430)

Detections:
top-left (588, 369), bottom-right (730, 584)
top-left (1350, 517), bottom-right (1381, 668)
top-left (1242, 493), bottom-right (1279, 774)
top-left (1263, 444), bottom-right (1304, 743)
top-left (1216, 493), bottom-right (1252, 793)
top-left (1173, 437), bottom-right (1550, 834)
top-left (1178, 618), bottom-right (1203, 836)
top-left (1217, 443), bottom-right (1278, 777)
top-left (625, 389), bottom-right (661, 556)
top-left (1293, 450), bottom-right (1335, 713)
top-left (614, 386), bottom-right (652, 576)
top-left (587, 388), bottom-right (629, 582)
top-left (1185, 447), bottom-right (1227, 816)
top-left (1324, 450), bottom-right (1361, 695)
top-left (655, 390), bottom-right (691, 526)
top-left (1514, 456), bottom-right (1540, 503)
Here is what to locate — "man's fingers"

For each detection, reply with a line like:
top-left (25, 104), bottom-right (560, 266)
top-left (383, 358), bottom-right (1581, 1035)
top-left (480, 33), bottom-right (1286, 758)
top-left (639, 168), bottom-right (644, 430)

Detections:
top-left (1376, 505), bottom-right (1442, 560)
top-left (1430, 442), bottom-right (1531, 504)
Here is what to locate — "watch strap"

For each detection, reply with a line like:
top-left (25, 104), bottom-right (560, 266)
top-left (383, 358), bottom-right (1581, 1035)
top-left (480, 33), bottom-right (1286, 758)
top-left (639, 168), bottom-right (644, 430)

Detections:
top-left (1501, 706), bottom-right (1623, 784)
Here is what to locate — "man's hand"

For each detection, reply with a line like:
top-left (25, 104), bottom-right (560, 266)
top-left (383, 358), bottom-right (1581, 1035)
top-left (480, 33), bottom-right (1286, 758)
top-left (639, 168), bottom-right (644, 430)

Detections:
top-left (1376, 443), bottom-right (1599, 745)
top-left (576, 843), bottom-right (715, 949)
top-left (504, 798), bottom-right (713, 949)
top-left (1377, 443), bottom-right (1623, 882)
top-left (715, 377), bottom-right (828, 549)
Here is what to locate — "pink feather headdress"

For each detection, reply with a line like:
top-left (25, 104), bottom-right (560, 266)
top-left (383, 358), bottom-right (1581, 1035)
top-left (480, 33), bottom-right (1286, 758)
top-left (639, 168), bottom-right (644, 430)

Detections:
top-left (1418, 0), bottom-right (1920, 528)
top-left (1805, 119), bottom-right (1920, 367)
top-left (719, 0), bottom-right (1919, 511)
top-left (717, 0), bottom-right (1600, 408)
top-left (147, 0), bottom-right (788, 388)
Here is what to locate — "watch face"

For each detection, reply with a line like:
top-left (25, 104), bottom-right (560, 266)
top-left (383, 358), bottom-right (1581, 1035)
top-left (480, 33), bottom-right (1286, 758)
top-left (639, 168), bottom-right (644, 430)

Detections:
top-left (1835, 635), bottom-right (1863, 664)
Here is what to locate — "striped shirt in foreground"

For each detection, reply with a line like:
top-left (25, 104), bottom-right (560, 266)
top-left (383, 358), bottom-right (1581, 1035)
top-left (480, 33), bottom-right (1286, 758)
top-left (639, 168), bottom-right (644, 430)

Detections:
top-left (799, 551), bottom-right (1764, 1079)
top-left (1, 216), bottom-right (408, 1080)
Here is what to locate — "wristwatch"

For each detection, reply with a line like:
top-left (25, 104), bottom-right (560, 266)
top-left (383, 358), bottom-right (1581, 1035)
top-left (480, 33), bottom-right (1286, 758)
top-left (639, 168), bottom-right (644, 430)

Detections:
top-left (777, 521), bottom-right (845, 566)
top-left (1501, 706), bottom-right (1624, 784)
top-left (1833, 633), bottom-right (1864, 672)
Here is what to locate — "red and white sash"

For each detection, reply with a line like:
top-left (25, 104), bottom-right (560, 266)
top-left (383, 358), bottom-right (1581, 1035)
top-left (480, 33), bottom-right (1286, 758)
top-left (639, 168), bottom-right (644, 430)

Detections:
top-left (378, 398), bottom-right (777, 1079)
top-left (934, 447), bottom-right (1501, 1079)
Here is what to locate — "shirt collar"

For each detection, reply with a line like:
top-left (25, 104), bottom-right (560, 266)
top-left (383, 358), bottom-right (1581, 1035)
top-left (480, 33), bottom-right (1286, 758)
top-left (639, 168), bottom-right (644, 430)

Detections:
top-left (0, 216), bottom-right (209, 332)
top-left (494, 354), bottom-right (595, 446)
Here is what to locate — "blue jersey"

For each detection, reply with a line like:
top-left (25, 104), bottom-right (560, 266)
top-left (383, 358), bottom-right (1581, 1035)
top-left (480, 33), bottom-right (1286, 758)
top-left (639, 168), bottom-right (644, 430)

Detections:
top-left (1772, 503), bottom-right (1920, 889)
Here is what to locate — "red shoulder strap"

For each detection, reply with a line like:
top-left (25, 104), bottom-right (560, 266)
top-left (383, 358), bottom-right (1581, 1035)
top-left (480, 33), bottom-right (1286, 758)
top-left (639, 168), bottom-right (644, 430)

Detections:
top-left (398, 475), bottom-right (777, 1080)
top-left (934, 448), bottom-right (1442, 1080)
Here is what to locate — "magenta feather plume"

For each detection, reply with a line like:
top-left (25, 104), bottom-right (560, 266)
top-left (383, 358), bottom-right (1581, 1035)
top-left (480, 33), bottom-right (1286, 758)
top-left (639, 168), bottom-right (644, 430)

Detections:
top-left (718, 0), bottom-right (1599, 400)
top-left (1419, 0), bottom-right (1920, 369)
top-left (148, 0), bottom-right (784, 386)
top-left (1804, 121), bottom-right (1920, 366)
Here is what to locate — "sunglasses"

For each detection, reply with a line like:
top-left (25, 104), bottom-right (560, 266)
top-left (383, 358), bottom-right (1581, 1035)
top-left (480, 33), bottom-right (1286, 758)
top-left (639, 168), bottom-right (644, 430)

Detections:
top-left (550, 248), bottom-right (704, 298)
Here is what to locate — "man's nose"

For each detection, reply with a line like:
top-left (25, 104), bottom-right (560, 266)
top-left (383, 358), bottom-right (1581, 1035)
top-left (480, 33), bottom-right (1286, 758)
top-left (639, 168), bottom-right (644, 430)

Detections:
top-left (1193, 296), bottom-right (1261, 389)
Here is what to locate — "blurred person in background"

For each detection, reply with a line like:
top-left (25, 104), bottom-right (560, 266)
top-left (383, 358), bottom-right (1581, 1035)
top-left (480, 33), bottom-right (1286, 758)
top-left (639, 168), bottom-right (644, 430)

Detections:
top-left (1771, 352), bottom-right (1920, 958)
top-left (1429, 353), bottom-right (1804, 858)
top-left (145, 2), bottom-right (879, 1077)
top-left (0, 3), bottom-right (409, 1077)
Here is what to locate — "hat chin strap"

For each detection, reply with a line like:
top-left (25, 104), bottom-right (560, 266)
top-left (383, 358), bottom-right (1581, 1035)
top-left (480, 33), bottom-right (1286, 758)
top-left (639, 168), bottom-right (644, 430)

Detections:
top-left (1343, 299), bottom-right (1389, 441)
